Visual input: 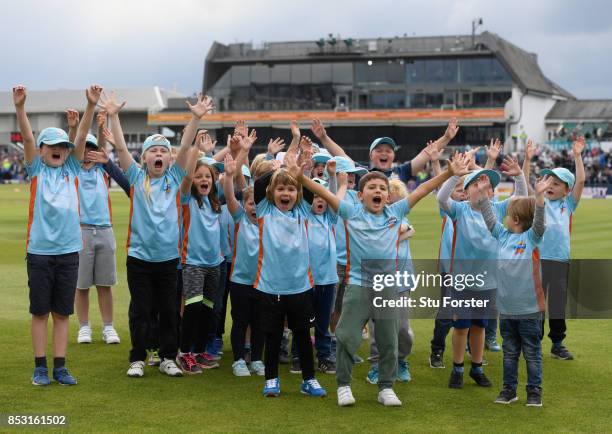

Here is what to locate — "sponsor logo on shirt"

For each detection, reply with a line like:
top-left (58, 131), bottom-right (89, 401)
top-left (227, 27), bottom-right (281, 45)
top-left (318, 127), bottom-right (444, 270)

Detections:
top-left (513, 240), bottom-right (527, 255)
top-left (385, 216), bottom-right (398, 228)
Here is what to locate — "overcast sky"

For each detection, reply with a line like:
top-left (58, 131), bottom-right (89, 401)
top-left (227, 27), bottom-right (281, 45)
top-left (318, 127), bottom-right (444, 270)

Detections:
top-left (2, 0), bottom-right (611, 99)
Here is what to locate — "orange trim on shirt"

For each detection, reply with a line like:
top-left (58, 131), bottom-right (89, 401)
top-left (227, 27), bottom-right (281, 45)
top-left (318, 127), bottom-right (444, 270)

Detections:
top-left (229, 222), bottom-right (240, 280)
top-left (532, 248), bottom-right (546, 311)
top-left (26, 176), bottom-right (38, 252)
top-left (569, 214), bottom-right (573, 234)
top-left (126, 186), bottom-right (134, 251)
top-left (103, 172), bottom-right (113, 224)
top-left (181, 204), bottom-right (191, 264)
top-left (305, 220), bottom-right (314, 287)
top-left (343, 220), bottom-right (350, 285)
top-left (437, 216), bottom-right (447, 270)
top-left (449, 220), bottom-right (458, 274)
top-left (175, 193), bottom-right (181, 256)
top-left (74, 177), bottom-right (80, 217)
top-left (253, 217), bottom-right (265, 289)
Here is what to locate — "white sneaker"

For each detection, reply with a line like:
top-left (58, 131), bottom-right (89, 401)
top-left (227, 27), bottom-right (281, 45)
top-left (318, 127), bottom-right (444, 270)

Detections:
top-left (378, 388), bottom-right (402, 407)
top-left (337, 386), bottom-right (356, 407)
top-left (232, 359), bottom-right (251, 377)
top-left (159, 359), bottom-right (183, 377)
top-left (102, 326), bottom-right (120, 344)
top-left (127, 361), bottom-right (145, 377)
top-left (249, 360), bottom-right (265, 376)
top-left (77, 325), bottom-right (92, 344)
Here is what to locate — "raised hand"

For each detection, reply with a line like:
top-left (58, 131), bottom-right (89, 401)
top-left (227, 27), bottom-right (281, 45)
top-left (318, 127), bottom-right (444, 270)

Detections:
top-left (187, 94), bottom-right (214, 119)
top-left (86, 84), bottom-right (103, 105)
top-left (267, 137), bottom-right (285, 155)
top-left (96, 111), bottom-right (107, 128)
top-left (234, 120), bottom-right (248, 138)
top-left (572, 136), bottom-right (586, 157)
top-left (326, 159), bottom-right (337, 178)
top-left (224, 153), bottom-right (237, 177)
top-left (271, 160), bottom-right (282, 172)
top-left (12, 85), bottom-right (27, 107)
top-left (444, 117), bottom-right (459, 140)
top-left (290, 120), bottom-right (300, 139)
top-left (448, 152), bottom-right (470, 176)
top-left (525, 139), bottom-right (536, 160)
top-left (66, 109), bottom-right (80, 128)
top-left (535, 176), bottom-right (553, 197)
top-left (501, 155), bottom-right (521, 176)
top-left (244, 129), bottom-right (257, 149)
top-left (285, 151), bottom-right (304, 180)
top-left (102, 127), bottom-right (116, 147)
top-left (311, 119), bottom-right (327, 140)
top-left (486, 138), bottom-right (502, 161)
top-left (229, 134), bottom-right (242, 153)
top-left (85, 149), bottom-right (109, 164)
top-left (423, 140), bottom-right (441, 162)
top-left (476, 176), bottom-right (490, 201)
top-left (196, 130), bottom-right (215, 154)
top-left (299, 136), bottom-right (313, 153)
top-left (337, 171), bottom-right (348, 187)
top-left (98, 90), bottom-right (126, 116)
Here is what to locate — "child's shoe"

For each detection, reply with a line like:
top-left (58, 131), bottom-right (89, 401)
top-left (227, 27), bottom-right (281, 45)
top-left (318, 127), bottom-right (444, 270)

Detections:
top-left (397, 360), bottom-right (411, 382)
top-left (176, 353), bottom-right (203, 374)
top-left (494, 385), bottom-right (518, 404)
top-left (232, 359), bottom-right (251, 377)
top-left (127, 361), bottom-right (145, 377)
top-left (32, 367), bottom-right (51, 386)
top-left (429, 349), bottom-right (445, 368)
top-left (194, 352), bottom-right (220, 369)
top-left (53, 367), bottom-right (77, 385)
top-left (102, 326), bottom-right (120, 344)
top-left (526, 386), bottom-right (543, 407)
top-left (337, 386), bottom-right (356, 406)
top-left (366, 365), bottom-right (379, 384)
top-left (300, 378), bottom-right (327, 397)
top-left (263, 378), bottom-right (280, 397)
top-left (250, 360), bottom-right (265, 376)
top-left (147, 350), bottom-right (161, 366)
top-left (77, 325), bottom-right (92, 344)
top-left (551, 345), bottom-right (573, 360)
top-left (159, 359), bottom-right (183, 377)
top-left (378, 388), bottom-right (402, 406)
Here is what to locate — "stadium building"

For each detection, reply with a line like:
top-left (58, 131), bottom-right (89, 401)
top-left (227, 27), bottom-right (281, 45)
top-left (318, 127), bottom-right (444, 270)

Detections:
top-left (148, 31), bottom-right (610, 162)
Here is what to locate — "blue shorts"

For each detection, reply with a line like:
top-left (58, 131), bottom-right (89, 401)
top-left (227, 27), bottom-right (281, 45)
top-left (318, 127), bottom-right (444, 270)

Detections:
top-left (450, 288), bottom-right (495, 330)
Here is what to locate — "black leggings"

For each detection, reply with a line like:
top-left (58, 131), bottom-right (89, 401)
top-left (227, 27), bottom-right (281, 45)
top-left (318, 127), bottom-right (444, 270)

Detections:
top-left (230, 282), bottom-right (264, 362)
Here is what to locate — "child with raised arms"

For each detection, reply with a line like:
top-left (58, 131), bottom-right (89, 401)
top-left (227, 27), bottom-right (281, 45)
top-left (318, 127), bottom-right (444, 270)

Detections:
top-left (15, 84), bottom-right (101, 386)
top-left (99, 91), bottom-right (214, 378)
top-left (475, 175), bottom-right (553, 406)
top-left (289, 152), bottom-right (470, 407)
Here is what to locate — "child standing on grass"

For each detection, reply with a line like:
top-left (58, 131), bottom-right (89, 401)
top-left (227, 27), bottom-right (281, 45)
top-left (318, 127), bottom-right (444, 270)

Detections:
top-left (223, 154), bottom-right (265, 377)
top-left (537, 138), bottom-right (585, 360)
top-left (253, 150), bottom-right (327, 398)
top-left (99, 91), bottom-right (214, 378)
top-left (15, 84), bottom-right (101, 386)
top-left (476, 176), bottom-right (553, 407)
top-left (291, 153), bottom-right (469, 407)
top-left (176, 148), bottom-right (224, 374)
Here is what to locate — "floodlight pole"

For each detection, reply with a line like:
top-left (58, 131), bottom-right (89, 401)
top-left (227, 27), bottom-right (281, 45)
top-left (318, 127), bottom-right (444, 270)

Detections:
top-left (472, 17), bottom-right (483, 48)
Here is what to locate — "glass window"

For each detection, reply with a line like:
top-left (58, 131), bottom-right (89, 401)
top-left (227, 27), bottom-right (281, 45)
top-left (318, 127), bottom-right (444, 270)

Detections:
top-left (473, 91), bottom-right (492, 107)
top-left (492, 91), bottom-right (511, 106)
top-left (332, 63), bottom-right (353, 84)
top-left (425, 59), bottom-right (445, 83)
top-left (251, 64), bottom-right (270, 84)
top-left (291, 64), bottom-right (311, 84)
top-left (312, 63), bottom-right (332, 83)
top-left (407, 93), bottom-right (426, 108)
top-left (460, 57), bottom-right (512, 85)
top-left (270, 64), bottom-right (290, 84)
top-left (213, 70), bottom-right (231, 88)
top-left (425, 93), bottom-right (443, 108)
top-left (406, 60), bottom-right (426, 84)
top-left (387, 61), bottom-right (404, 83)
top-left (443, 60), bottom-right (458, 83)
top-left (370, 92), bottom-right (387, 109)
top-left (230, 65), bottom-right (250, 86)
top-left (386, 91), bottom-right (406, 108)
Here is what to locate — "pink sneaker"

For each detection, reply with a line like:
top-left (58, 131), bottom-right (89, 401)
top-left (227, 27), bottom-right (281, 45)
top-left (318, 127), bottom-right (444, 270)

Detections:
top-left (194, 352), bottom-right (219, 369)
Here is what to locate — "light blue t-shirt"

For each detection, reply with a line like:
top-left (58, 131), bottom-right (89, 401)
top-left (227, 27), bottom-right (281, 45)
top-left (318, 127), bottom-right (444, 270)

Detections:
top-left (25, 155), bottom-right (82, 255)
top-left (307, 208), bottom-right (338, 286)
top-left (338, 198), bottom-right (410, 288)
top-left (539, 196), bottom-right (577, 262)
top-left (492, 222), bottom-right (545, 315)
top-left (254, 198), bottom-right (312, 295)
top-left (78, 165), bottom-right (112, 227)
top-left (438, 208), bottom-right (454, 274)
top-left (230, 207), bottom-right (260, 286)
top-left (397, 216), bottom-right (415, 293)
top-left (220, 205), bottom-right (235, 263)
top-left (335, 190), bottom-right (360, 266)
top-left (181, 194), bottom-right (223, 267)
top-left (446, 200), bottom-right (508, 290)
top-left (126, 162), bottom-right (186, 262)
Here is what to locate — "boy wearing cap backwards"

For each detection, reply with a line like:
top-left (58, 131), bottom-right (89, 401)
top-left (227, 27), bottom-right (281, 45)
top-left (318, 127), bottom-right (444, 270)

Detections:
top-left (63, 110), bottom-right (123, 346)
top-left (538, 138), bottom-right (585, 360)
top-left (289, 151), bottom-right (469, 407)
top-left (437, 156), bottom-right (527, 390)
top-left (475, 175), bottom-right (554, 406)
top-left (14, 84), bottom-right (101, 386)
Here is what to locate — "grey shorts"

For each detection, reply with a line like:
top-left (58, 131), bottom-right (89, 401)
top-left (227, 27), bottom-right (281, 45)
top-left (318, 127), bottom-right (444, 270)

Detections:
top-left (182, 264), bottom-right (220, 308)
top-left (77, 226), bottom-right (117, 289)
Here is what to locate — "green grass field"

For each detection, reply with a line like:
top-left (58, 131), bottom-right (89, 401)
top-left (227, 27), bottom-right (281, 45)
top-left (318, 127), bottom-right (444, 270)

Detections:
top-left (1, 183), bottom-right (611, 433)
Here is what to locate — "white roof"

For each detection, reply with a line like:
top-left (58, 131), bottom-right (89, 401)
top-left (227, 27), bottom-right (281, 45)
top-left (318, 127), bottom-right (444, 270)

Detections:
top-left (0, 87), bottom-right (185, 114)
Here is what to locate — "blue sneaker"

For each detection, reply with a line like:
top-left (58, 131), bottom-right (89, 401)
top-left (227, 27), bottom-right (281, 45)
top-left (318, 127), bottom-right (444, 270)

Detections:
top-left (397, 360), bottom-right (412, 382)
top-left (263, 377), bottom-right (280, 397)
top-left (366, 365), bottom-right (379, 384)
top-left (53, 367), bottom-right (77, 385)
top-left (486, 340), bottom-right (501, 352)
top-left (204, 343), bottom-right (221, 361)
top-left (32, 367), bottom-right (51, 386)
top-left (301, 378), bottom-right (327, 397)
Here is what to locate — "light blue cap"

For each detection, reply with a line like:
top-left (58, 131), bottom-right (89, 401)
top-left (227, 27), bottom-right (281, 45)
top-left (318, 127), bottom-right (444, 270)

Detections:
top-left (241, 164), bottom-right (251, 178)
top-left (85, 133), bottom-right (98, 148)
top-left (312, 152), bottom-right (332, 164)
top-left (333, 156), bottom-right (369, 177)
top-left (541, 168), bottom-right (575, 189)
top-left (142, 134), bottom-right (171, 153)
top-left (37, 127), bottom-right (74, 148)
top-left (463, 169), bottom-right (501, 190)
top-left (369, 137), bottom-right (398, 153)
top-left (199, 156), bottom-right (225, 173)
